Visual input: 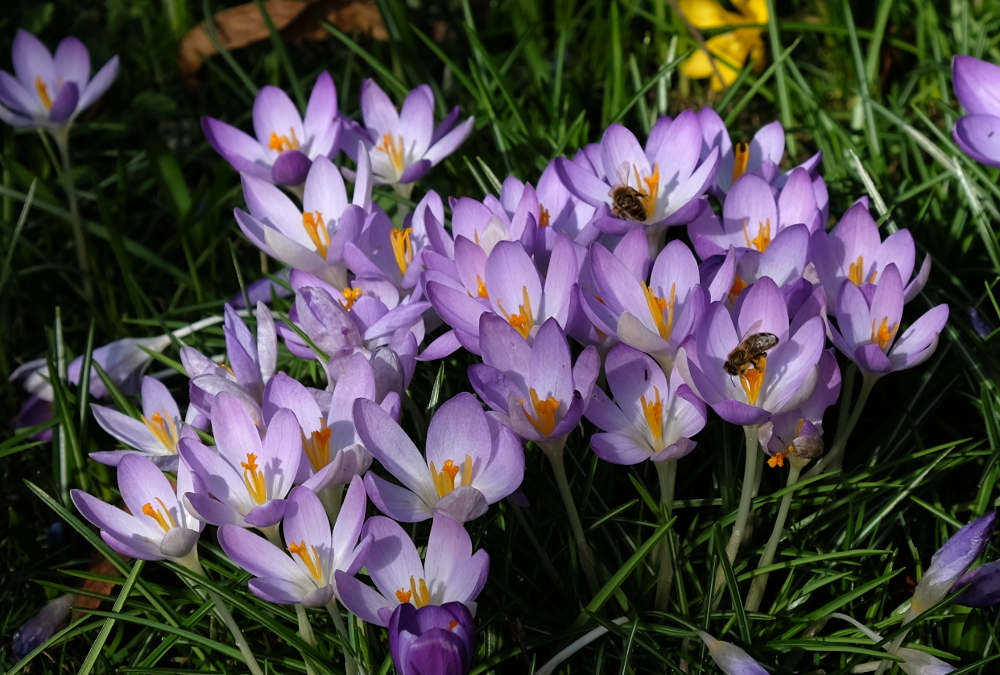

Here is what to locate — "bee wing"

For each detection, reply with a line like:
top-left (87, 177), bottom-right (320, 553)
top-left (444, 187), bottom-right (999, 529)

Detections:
top-left (615, 161), bottom-right (632, 188)
top-left (740, 319), bottom-right (764, 341)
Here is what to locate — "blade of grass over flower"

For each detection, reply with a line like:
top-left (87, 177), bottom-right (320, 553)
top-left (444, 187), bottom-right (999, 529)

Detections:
top-left (75, 321), bottom-right (95, 474)
top-left (76, 559), bottom-right (146, 675)
top-left (848, 149), bottom-right (897, 232)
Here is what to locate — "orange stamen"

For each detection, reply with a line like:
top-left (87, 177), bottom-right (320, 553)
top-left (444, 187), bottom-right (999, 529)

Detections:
top-left (767, 451), bottom-right (787, 468)
top-left (642, 282), bottom-right (676, 341)
top-left (728, 274), bottom-right (748, 304)
top-left (142, 498), bottom-right (178, 532)
top-left (640, 387), bottom-right (664, 444)
top-left (497, 286), bottom-right (535, 339)
top-left (476, 275), bottom-right (489, 299)
top-left (732, 142), bottom-right (750, 183)
top-left (35, 77), bottom-right (52, 111)
top-left (539, 205), bottom-right (551, 227)
top-left (632, 163), bottom-right (661, 220)
top-left (302, 211), bottom-right (329, 258)
top-left (871, 317), bottom-right (899, 351)
top-left (241, 453), bottom-right (267, 505)
top-left (848, 256), bottom-right (865, 286)
top-left (142, 411), bottom-right (179, 452)
top-left (739, 354), bottom-right (767, 406)
top-left (742, 218), bottom-right (772, 253)
top-left (375, 133), bottom-right (406, 173)
top-left (429, 455), bottom-right (473, 498)
top-left (302, 421), bottom-right (333, 472)
top-left (267, 128), bottom-right (301, 153)
top-left (395, 589), bottom-right (412, 603)
top-left (390, 227), bottom-right (414, 276)
top-left (339, 286), bottom-right (364, 311)
top-left (288, 540), bottom-right (324, 580)
top-left (520, 388), bottom-right (560, 437)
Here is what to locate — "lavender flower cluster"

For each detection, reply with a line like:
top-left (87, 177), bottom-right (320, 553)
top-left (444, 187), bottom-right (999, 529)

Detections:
top-left (9, 28), bottom-right (1000, 675)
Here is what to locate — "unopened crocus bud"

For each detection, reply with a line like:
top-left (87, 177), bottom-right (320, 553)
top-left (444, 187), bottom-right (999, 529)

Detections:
top-left (11, 593), bottom-right (75, 660)
top-left (953, 558), bottom-right (1000, 608)
top-left (388, 602), bottom-right (476, 675)
top-left (697, 631), bottom-right (768, 675)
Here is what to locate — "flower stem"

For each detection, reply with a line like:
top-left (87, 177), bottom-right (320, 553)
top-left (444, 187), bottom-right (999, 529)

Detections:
top-left (294, 604), bottom-right (319, 675)
top-left (653, 459), bottom-right (677, 611)
top-left (179, 555), bottom-right (266, 675)
top-left (51, 129), bottom-right (92, 302)
top-left (714, 424), bottom-right (760, 605)
top-left (325, 599), bottom-right (360, 675)
top-left (744, 461), bottom-right (802, 613)
top-left (805, 374), bottom-right (876, 477)
top-left (543, 438), bottom-right (600, 596)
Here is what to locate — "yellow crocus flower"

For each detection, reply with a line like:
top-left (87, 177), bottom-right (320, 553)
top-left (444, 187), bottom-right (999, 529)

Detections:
top-left (677, 0), bottom-right (768, 91)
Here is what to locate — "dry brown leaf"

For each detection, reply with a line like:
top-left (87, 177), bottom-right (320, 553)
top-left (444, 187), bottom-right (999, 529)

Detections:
top-left (71, 554), bottom-right (122, 615)
top-left (179, 0), bottom-right (387, 82)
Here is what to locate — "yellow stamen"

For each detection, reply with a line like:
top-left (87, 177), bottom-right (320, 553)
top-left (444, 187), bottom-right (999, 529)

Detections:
top-left (520, 388), bottom-right (560, 437)
top-left (241, 453), bottom-right (267, 505)
top-left (476, 275), bottom-right (489, 299)
top-left (640, 387), bottom-right (664, 444)
top-left (732, 142), bottom-right (750, 183)
top-left (302, 211), bottom-right (329, 258)
top-left (642, 282), bottom-right (676, 341)
top-left (142, 498), bottom-right (178, 533)
top-left (339, 286), bottom-right (364, 311)
top-left (497, 286), bottom-right (535, 339)
top-left (302, 421), bottom-right (333, 472)
top-left (390, 227), bottom-right (414, 276)
top-left (539, 205), bottom-right (551, 227)
top-left (739, 354), bottom-right (767, 406)
top-left (35, 76), bottom-right (52, 111)
top-left (408, 576), bottom-right (431, 608)
top-left (268, 128), bottom-right (301, 153)
top-left (871, 317), bottom-right (899, 351)
top-left (142, 411), bottom-right (179, 452)
top-left (288, 540), bottom-right (324, 580)
top-left (742, 218), bottom-right (772, 253)
top-left (632, 164), bottom-right (661, 219)
top-left (429, 455), bottom-right (474, 498)
top-left (728, 274), bottom-right (748, 304)
top-left (848, 256), bottom-right (865, 286)
top-left (375, 132), bottom-right (406, 173)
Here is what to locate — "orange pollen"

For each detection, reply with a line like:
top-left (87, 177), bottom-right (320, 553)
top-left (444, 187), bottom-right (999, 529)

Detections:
top-left (302, 211), bottom-right (329, 258)
top-left (642, 281), bottom-right (676, 341)
top-left (476, 275), bottom-right (489, 299)
top-left (430, 455), bottom-right (473, 498)
top-left (539, 205), bottom-right (551, 227)
top-left (390, 227), bottom-right (414, 276)
top-left (376, 132), bottom-right (406, 173)
top-left (732, 142), bottom-right (750, 183)
top-left (302, 422), bottom-right (334, 472)
top-left (395, 589), bottom-right (412, 603)
top-left (397, 576), bottom-right (430, 608)
top-left (640, 387), bottom-right (664, 445)
top-left (497, 286), bottom-right (535, 339)
top-left (728, 274), bottom-right (748, 304)
top-left (339, 286), bottom-right (364, 310)
top-left (632, 163), bottom-right (661, 219)
top-left (742, 218), bottom-right (772, 253)
top-left (142, 410), bottom-right (179, 452)
top-left (35, 77), bottom-right (53, 111)
top-left (141, 498), bottom-right (178, 533)
top-left (739, 354), bottom-right (767, 406)
top-left (267, 128), bottom-right (301, 153)
top-left (871, 317), bottom-right (899, 351)
top-left (520, 388), bottom-right (560, 437)
top-left (287, 540), bottom-right (324, 581)
top-left (767, 451), bottom-right (788, 468)
top-left (221, 363), bottom-right (236, 376)
top-left (449, 620), bottom-right (459, 631)
top-left (240, 453), bottom-right (267, 505)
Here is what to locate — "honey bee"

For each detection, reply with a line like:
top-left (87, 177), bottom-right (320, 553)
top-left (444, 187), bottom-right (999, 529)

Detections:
top-left (723, 332), bottom-right (779, 376)
top-left (610, 185), bottom-right (647, 222)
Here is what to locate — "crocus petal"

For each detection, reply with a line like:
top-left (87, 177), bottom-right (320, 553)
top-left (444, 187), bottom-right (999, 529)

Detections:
top-left (954, 114), bottom-right (1000, 168)
top-left (354, 398), bottom-right (436, 499)
top-left (888, 304), bottom-right (950, 371)
top-left (591, 432), bottom-right (653, 465)
top-left (364, 473), bottom-right (433, 522)
top-left (271, 150), bottom-right (312, 186)
top-left (953, 55), bottom-right (1000, 116)
top-left (954, 559), bottom-right (1000, 608)
top-left (53, 37), bottom-right (90, 89)
top-left (47, 82), bottom-right (78, 124)
top-left (424, 116), bottom-right (475, 166)
top-left (77, 56), bottom-right (119, 111)
top-left (698, 632), bottom-right (768, 675)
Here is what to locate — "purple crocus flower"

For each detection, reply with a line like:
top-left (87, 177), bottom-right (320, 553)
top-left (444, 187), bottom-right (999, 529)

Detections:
top-left (833, 614), bottom-right (957, 675)
top-left (677, 276), bottom-right (826, 426)
top-left (217, 479), bottom-right (371, 606)
top-left (828, 264), bottom-right (949, 379)
top-left (11, 593), bottom-right (75, 661)
top-left (952, 56), bottom-right (1000, 167)
top-left (554, 114), bottom-right (720, 237)
top-left (235, 152), bottom-right (372, 290)
top-left (388, 602), bottom-right (476, 675)
top-left (698, 631), bottom-right (768, 675)
top-left (687, 172), bottom-right (822, 260)
top-left (72, 454), bottom-right (204, 563)
top-left (355, 392), bottom-right (524, 523)
top-left (202, 72), bottom-right (341, 187)
top-left (0, 30), bottom-right (119, 130)
top-left (229, 269), bottom-right (293, 309)
top-left (810, 201), bottom-right (931, 311)
top-left (90, 376), bottom-right (198, 471)
top-left (14, 395), bottom-right (54, 442)
top-left (906, 509), bottom-right (997, 622)
top-left (179, 392), bottom-right (301, 529)
top-left (335, 513), bottom-right (489, 627)
top-left (469, 315), bottom-right (599, 448)
top-left (953, 560), bottom-right (1000, 608)
top-left (523, 161), bottom-right (600, 257)
top-left (584, 344), bottom-right (706, 464)
top-left (342, 80), bottom-right (474, 190)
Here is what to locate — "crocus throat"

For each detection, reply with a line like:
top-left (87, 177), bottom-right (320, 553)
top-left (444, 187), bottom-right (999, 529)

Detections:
top-left (497, 286), bottom-right (535, 339)
top-left (643, 282), bottom-right (676, 341)
top-left (728, 274), bottom-right (748, 304)
top-left (632, 164), bottom-right (660, 219)
top-left (395, 576), bottom-right (431, 607)
top-left (302, 422), bottom-right (333, 472)
top-left (301, 211), bottom-right (329, 258)
top-left (241, 453), bottom-right (267, 505)
top-left (35, 77), bottom-right (53, 111)
top-left (768, 419), bottom-right (806, 468)
top-left (739, 354), bottom-right (766, 406)
top-left (520, 388), bottom-right (560, 437)
top-left (143, 411), bottom-right (179, 452)
top-left (848, 256), bottom-right (877, 286)
top-left (391, 227), bottom-right (414, 276)
top-left (539, 205), bottom-right (551, 227)
top-left (429, 455), bottom-right (474, 498)
top-left (268, 128), bottom-right (301, 153)
top-left (376, 133), bottom-right (406, 174)
top-left (339, 286), bottom-right (364, 310)
top-left (742, 218), bottom-right (772, 252)
top-left (731, 142), bottom-right (750, 183)
top-left (288, 541), bottom-right (324, 581)
top-left (142, 498), bottom-right (178, 533)
top-left (640, 387), bottom-right (664, 445)
top-left (871, 317), bottom-right (898, 351)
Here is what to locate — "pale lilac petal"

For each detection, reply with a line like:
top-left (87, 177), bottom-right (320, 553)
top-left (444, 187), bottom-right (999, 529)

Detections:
top-left (336, 571), bottom-right (394, 626)
top-left (425, 393), bottom-right (492, 471)
top-left (424, 116), bottom-right (474, 166)
top-left (354, 398), bottom-right (436, 499)
top-left (77, 56), bottom-right (119, 111)
top-left (953, 56), bottom-right (1000, 116)
top-left (303, 71), bottom-right (337, 142)
top-left (53, 37), bottom-right (90, 88)
top-left (360, 79), bottom-right (399, 137)
top-left (554, 157), bottom-right (614, 207)
top-left (592, 432), bottom-right (652, 465)
top-left (361, 516), bottom-right (425, 600)
top-left (432, 487), bottom-right (489, 523)
top-left (253, 86), bottom-right (304, 153)
top-left (12, 30), bottom-right (54, 94)
top-left (424, 513), bottom-right (472, 594)
top-left (271, 150), bottom-right (311, 186)
top-left (364, 473), bottom-right (433, 522)
top-left (888, 304), bottom-right (950, 371)
top-left (219, 524), bottom-right (306, 583)
top-left (48, 82), bottom-right (78, 124)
